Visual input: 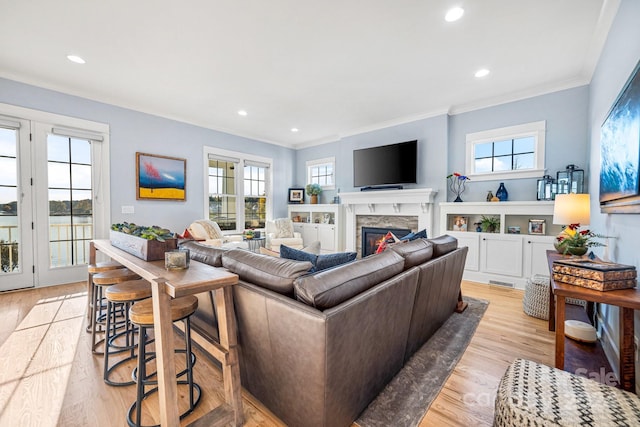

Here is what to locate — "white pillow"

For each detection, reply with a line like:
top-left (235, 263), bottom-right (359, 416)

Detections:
top-left (273, 218), bottom-right (294, 238)
top-left (302, 241), bottom-right (321, 255)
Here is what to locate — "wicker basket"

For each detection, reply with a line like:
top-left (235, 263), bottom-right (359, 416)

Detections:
top-left (523, 275), bottom-right (586, 320)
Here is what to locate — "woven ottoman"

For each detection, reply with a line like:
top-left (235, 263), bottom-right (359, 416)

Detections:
top-left (494, 359), bottom-right (640, 426)
top-left (523, 275), bottom-right (586, 320)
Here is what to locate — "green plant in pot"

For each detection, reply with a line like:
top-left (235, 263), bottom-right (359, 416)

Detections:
top-left (480, 215), bottom-right (500, 233)
top-left (554, 223), bottom-right (606, 255)
top-left (306, 183), bottom-right (322, 204)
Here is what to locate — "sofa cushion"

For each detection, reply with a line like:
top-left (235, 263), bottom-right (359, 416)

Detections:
top-left (222, 249), bottom-right (313, 294)
top-left (280, 245), bottom-right (357, 273)
top-left (294, 250), bottom-right (405, 310)
top-left (427, 234), bottom-right (458, 257)
top-left (390, 238), bottom-right (434, 269)
top-left (179, 240), bottom-right (226, 267)
top-left (273, 218), bottom-right (295, 238)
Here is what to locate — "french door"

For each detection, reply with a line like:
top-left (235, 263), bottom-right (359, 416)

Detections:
top-left (0, 105), bottom-right (110, 291)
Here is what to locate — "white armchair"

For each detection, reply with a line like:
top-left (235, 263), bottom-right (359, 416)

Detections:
top-left (187, 220), bottom-right (248, 250)
top-left (265, 218), bottom-right (303, 252)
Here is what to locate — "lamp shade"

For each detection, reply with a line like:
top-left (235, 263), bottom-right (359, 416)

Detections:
top-left (553, 193), bottom-right (590, 225)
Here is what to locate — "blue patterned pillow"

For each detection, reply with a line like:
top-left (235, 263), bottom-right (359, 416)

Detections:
top-left (280, 245), bottom-right (357, 272)
top-left (315, 251), bottom-right (357, 271)
top-left (400, 229), bottom-right (427, 241)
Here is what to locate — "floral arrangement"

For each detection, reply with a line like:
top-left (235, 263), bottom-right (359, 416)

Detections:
top-left (446, 172), bottom-right (470, 202)
top-left (555, 223), bottom-right (606, 254)
top-left (305, 183), bottom-right (322, 195)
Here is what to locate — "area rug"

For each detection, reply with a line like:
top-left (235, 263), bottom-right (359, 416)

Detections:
top-left (355, 296), bottom-right (489, 427)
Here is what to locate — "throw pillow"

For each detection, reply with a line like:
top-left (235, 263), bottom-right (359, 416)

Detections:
top-left (280, 245), bottom-right (357, 273)
top-left (375, 231), bottom-right (401, 254)
top-left (315, 251), bottom-right (357, 271)
top-left (400, 229), bottom-right (428, 241)
top-left (259, 247), bottom-right (280, 257)
top-left (280, 244), bottom-right (318, 266)
top-left (273, 218), bottom-right (294, 238)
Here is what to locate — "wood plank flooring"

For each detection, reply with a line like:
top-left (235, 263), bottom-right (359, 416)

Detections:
top-left (0, 280), bottom-right (606, 426)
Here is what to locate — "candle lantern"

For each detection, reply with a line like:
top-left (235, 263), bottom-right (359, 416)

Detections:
top-left (536, 175), bottom-right (556, 200)
top-left (556, 164), bottom-right (584, 194)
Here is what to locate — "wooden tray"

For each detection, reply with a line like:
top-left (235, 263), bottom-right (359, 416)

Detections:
top-left (110, 230), bottom-right (177, 261)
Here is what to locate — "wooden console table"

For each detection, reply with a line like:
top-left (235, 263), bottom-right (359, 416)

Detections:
top-left (90, 240), bottom-right (243, 427)
top-left (547, 250), bottom-right (640, 392)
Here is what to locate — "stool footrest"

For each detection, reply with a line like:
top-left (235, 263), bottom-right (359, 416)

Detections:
top-left (186, 403), bottom-right (235, 427)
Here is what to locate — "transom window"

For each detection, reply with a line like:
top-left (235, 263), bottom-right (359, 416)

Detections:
top-left (465, 121), bottom-right (546, 181)
top-left (306, 157), bottom-right (335, 189)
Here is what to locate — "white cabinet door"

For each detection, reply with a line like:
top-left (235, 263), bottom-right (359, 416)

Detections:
top-left (301, 225), bottom-right (319, 246)
top-left (524, 236), bottom-right (555, 277)
top-left (451, 232), bottom-right (480, 271)
top-left (481, 234), bottom-right (523, 277)
top-left (318, 225), bottom-right (335, 252)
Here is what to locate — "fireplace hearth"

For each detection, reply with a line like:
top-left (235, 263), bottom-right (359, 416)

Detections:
top-left (361, 226), bottom-right (411, 257)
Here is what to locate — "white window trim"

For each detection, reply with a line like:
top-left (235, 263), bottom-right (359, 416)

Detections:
top-left (465, 121), bottom-right (546, 182)
top-left (203, 146), bottom-right (273, 234)
top-left (306, 156), bottom-right (336, 190)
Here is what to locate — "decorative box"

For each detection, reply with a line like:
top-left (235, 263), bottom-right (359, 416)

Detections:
top-left (552, 258), bottom-right (637, 291)
top-left (110, 230), bottom-right (177, 261)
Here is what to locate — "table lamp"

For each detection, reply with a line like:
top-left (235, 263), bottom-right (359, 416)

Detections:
top-left (552, 193), bottom-right (591, 227)
top-left (552, 193), bottom-right (597, 342)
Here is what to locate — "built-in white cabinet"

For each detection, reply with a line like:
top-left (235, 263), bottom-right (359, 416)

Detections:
top-left (288, 204), bottom-right (344, 253)
top-left (439, 201), bottom-right (561, 289)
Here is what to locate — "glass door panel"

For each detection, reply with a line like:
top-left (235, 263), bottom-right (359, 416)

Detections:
top-left (0, 123), bottom-right (34, 291)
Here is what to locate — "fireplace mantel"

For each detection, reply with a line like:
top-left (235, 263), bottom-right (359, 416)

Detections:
top-left (338, 188), bottom-right (438, 252)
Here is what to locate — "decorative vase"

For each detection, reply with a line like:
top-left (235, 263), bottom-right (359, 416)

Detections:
top-left (496, 182), bottom-right (508, 201)
top-left (486, 191), bottom-right (494, 202)
top-left (566, 246), bottom-right (588, 256)
top-left (310, 194), bottom-right (318, 204)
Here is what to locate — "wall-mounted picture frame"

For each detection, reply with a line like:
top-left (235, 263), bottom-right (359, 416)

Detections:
top-left (507, 226), bottom-right (521, 234)
top-left (528, 219), bottom-right (545, 235)
top-left (452, 216), bottom-right (468, 231)
top-left (600, 58), bottom-right (640, 213)
top-left (136, 152), bottom-right (186, 201)
top-left (288, 188), bottom-right (305, 203)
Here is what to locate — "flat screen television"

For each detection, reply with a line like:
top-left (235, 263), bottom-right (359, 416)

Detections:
top-left (353, 140), bottom-right (417, 188)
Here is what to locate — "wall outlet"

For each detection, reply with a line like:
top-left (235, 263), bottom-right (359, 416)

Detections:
top-left (121, 205), bottom-right (134, 214)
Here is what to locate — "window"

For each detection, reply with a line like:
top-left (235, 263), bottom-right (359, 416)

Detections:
top-left (465, 121), bottom-right (546, 181)
top-left (205, 147), bottom-right (271, 233)
top-left (306, 157), bottom-right (335, 189)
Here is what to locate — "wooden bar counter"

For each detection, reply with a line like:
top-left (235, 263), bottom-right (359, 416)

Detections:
top-left (90, 240), bottom-right (243, 427)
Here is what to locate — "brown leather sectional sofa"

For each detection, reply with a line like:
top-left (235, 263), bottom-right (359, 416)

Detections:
top-left (180, 235), bottom-right (467, 427)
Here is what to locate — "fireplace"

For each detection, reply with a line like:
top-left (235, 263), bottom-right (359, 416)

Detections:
top-left (361, 226), bottom-right (411, 258)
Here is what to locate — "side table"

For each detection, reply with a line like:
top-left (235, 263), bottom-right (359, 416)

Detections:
top-left (547, 250), bottom-right (640, 393)
top-left (244, 237), bottom-right (266, 253)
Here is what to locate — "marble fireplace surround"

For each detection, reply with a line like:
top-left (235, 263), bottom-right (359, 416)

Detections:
top-left (339, 189), bottom-right (437, 253)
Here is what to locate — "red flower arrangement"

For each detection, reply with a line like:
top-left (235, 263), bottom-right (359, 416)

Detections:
top-left (555, 223), bottom-right (606, 255)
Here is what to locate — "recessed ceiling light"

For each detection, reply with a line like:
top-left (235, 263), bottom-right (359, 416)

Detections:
top-left (67, 55), bottom-right (86, 64)
top-left (445, 7), bottom-right (464, 22)
top-left (475, 68), bottom-right (490, 78)
top-left (291, 128), bottom-right (299, 133)
top-left (237, 110), bottom-right (248, 116)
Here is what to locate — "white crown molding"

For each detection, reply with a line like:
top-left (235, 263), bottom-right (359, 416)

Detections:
top-left (580, 0), bottom-right (621, 82)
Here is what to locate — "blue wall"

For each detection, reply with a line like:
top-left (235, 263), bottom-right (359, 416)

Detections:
top-left (449, 86), bottom-right (589, 202)
top-left (0, 78), bottom-right (296, 233)
top-left (588, 0), bottom-right (640, 381)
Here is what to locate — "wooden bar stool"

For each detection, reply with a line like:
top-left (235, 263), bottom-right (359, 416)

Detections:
top-left (91, 268), bottom-right (141, 354)
top-left (87, 261), bottom-right (124, 329)
top-left (127, 296), bottom-right (201, 427)
top-left (103, 279), bottom-right (152, 386)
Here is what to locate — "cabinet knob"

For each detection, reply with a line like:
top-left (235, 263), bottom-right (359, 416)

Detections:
top-left (482, 238), bottom-right (486, 241)
top-left (528, 240), bottom-right (532, 244)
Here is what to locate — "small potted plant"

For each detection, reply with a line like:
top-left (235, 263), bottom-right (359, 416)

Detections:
top-left (244, 229), bottom-right (255, 240)
top-left (480, 215), bottom-right (500, 233)
top-left (305, 183), bottom-right (322, 204)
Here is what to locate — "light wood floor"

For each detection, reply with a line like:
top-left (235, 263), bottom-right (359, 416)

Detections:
top-left (0, 280), bottom-right (554, 426)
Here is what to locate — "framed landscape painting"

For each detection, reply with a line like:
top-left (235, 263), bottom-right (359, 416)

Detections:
top-left (600, 59), bottom-right (640, 213)
top-left (136, 152), bottom-right (186, 201)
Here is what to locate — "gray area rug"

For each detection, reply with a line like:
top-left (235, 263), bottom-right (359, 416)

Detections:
top-left (355, 297), bottom-right (489, 427)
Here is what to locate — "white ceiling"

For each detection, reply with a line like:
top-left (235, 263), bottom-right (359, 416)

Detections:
top-left (0, 0), bottom-right (618, 148)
